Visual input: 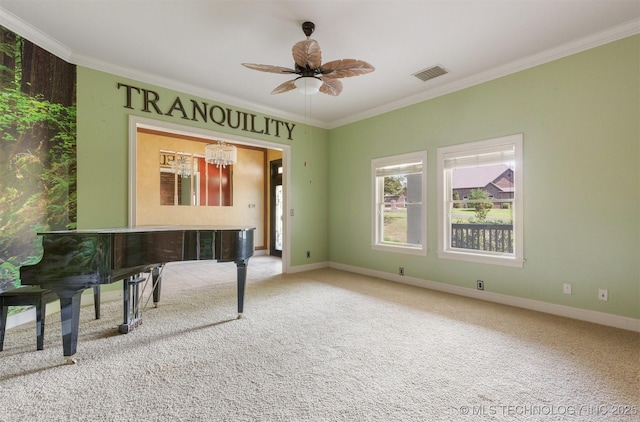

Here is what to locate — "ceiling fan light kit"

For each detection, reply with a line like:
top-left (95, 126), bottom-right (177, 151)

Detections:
top-left (242, 21), bottom-right (374, 96)
top-left (294, 77), bottom-right (323, 94)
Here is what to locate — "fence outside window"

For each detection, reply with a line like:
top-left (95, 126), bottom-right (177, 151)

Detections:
top-left (450, 223), bottom-right (513, 253)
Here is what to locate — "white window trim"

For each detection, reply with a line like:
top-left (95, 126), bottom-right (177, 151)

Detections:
top-left (371, 150), bottom-right (427, 256)
top-left (437, 134), bottom-right (524, 268)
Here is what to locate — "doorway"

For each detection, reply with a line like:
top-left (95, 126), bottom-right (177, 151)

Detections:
top-left (128, 116), bottom-right (290, 272)
top-left (270, 159), bottom-right (283, 257)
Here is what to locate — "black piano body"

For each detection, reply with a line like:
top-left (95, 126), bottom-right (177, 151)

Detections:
top-left (20, 226), bottom-right (255, 362)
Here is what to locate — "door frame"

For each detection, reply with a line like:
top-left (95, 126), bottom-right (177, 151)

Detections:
top-left (127, 115), bottom-right (290, 273)
top-left (269, 158), bottom-right (283, 257)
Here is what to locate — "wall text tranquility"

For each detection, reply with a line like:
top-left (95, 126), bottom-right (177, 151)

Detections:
top-left (118, 82), bottom-right (296, 140)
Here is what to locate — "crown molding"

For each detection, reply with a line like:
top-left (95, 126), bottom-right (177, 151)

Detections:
top-left (0, 7), bottom-right (72, 61)
top-left (0, 6), bottom-right (326, 129)
top-left (71, 52), bottom-right (328, 129)
top-left (3, 7), bottom-right (637, 130)
top-left (329, 18), bottom-right (640, 129)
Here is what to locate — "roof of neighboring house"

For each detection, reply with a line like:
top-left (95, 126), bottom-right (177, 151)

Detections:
top-left (452, 164), bottom-right (512, 190)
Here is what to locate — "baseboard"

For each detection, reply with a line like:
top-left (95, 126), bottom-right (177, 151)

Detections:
top-left (288, 261), bottom-right (331, 273)
top-left (9, 262), bottom-right (638, 333)
top-left (329, 261), bottom-right (640, 333)
top-left (5, 307), bottom-right (38, 330)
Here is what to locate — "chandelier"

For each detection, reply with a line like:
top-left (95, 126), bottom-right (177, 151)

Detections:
top-left (172, 155), bottom-right (192, 178)
top-left (205, 140), bottom-right (237, 168)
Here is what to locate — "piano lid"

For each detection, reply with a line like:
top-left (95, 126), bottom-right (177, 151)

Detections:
top-left (38, 225), bottom-right (256, 235)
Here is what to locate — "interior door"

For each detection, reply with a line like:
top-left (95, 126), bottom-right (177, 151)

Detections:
top-left (270, 159), bottom-right (283, 257)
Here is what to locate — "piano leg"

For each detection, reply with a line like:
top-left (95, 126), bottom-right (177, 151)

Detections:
top-left (58, 291), bottom-right (82, 364)
top-left (93, 285), bottom-right (101, 319)
top-left (235, 259), bottom-right (249, 318)
top-left (151, 265), bottom-right (162, 307)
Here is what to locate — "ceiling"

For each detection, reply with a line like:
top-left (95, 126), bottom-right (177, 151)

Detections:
top-left (1, 1), bottom-right (638, 128)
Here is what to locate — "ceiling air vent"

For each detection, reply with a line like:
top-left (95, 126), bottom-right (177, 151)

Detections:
top-left (412, 65), bottom-right (449, 82)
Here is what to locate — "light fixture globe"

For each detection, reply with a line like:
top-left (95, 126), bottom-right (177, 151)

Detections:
top-left (294, 77), bottom-right (323, 95)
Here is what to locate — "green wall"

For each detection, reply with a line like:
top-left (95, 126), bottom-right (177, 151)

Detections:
top-left (75, 36), bottom-right (638, 320)
top-left (328, 35), bottom-right (640, 319)
top-left (76, 68), bottom-right (329, 267)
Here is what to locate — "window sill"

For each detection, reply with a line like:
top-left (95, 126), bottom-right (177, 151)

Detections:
top-left (373, 243), bottom-right (427, 256)
top-left (438, 250), bottom-right (524, 268)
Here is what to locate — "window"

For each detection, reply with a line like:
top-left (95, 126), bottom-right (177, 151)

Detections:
top-left (372, 151), bottom-right (427, 255)
top-left (437, 134), bottom-right (523, 267)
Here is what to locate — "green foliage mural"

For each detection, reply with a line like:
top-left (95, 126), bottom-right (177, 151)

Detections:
top-left (0, 26), bottom-right (76, 293)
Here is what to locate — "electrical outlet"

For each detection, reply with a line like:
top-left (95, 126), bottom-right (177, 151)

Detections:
top-left (477, 280), bottom-right (484, 290)
top-left (399, 267), bottom-right (404, 276)
top-left (306, 251), bottom-right (310, 259)
top-left (598, 289), bottom-right (608, 301)
top-left (563, 283), bottom-right (572, 294)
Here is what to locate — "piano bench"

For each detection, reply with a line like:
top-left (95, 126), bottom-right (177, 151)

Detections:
top-left (0, 286), bottom-right (101, 351)
top-left (0, 286), bottom-right (59, 351)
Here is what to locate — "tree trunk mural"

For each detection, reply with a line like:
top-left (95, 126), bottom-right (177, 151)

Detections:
top-left (0, 25), bottom-right (77, 296)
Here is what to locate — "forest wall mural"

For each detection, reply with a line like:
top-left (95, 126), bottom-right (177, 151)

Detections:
top-left (0, 25), bottom-right (76, 296)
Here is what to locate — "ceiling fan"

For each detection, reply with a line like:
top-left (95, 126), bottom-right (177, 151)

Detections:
top-left (242, 21), bottom-right (374, 96)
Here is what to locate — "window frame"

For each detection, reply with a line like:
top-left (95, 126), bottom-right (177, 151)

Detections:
top-left (371, 150), bottom-right (428, 256)
top-left (437, 134), bottom-right (524, 267)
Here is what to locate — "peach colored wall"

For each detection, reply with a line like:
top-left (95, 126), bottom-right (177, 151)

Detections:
top-left (136, 131), bottom-right (265, 249)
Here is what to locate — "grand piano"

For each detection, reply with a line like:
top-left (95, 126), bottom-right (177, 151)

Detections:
top-left (20, 226), bottom-right (255, 363)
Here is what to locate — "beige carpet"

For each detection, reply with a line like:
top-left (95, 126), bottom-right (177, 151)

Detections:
top-left (0, 267), bottom-right (638, 421)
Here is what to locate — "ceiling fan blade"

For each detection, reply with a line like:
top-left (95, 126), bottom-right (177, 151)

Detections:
top-left (292, 39), bottom-right (322, 70)
top-left (320, 59), bottom-right (375, 78)
top-left (242, 63), bottom-right (297, 74)
top-left (271, 79), bottom-right (298, 94)
top-left (319, 78), bottom-right (343, 96)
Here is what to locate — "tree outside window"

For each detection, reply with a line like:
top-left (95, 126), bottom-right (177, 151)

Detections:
top-left (437, 134), bottom-right (524, 267)
top-left (372, 151), bottom-right (427, 255)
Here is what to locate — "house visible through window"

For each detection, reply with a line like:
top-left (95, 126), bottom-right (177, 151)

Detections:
top-left (372, 151), bottom-right (427, 255)
top-left (437, 134), bottom-right (523, 267)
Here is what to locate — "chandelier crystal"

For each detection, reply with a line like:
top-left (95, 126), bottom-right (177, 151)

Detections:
top-left (172, 155), bottom-right (192, 178)
top-left (205, 140), bottom-right (237, 168)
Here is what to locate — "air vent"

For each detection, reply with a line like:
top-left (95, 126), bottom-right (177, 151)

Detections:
top-left (412, 65), bottom-right (449, 82)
